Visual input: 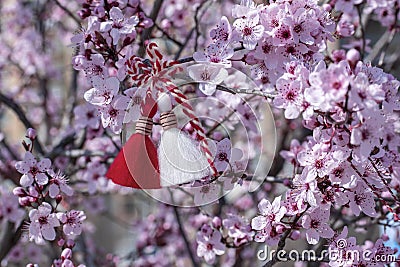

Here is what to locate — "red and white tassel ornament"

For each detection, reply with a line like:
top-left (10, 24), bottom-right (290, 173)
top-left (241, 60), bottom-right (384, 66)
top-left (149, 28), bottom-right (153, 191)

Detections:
top-left (106, 93), bottom-right (161, 189)
top-left (157, 92), bottom-right (210, 187)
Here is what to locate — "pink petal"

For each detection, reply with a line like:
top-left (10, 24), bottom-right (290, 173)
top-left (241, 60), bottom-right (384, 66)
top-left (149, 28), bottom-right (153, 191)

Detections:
top-left (199, 83), bottom-right (217, 96)
top-left (38, 158), bottom-right (51, 171)
top-left (36, 173), bottom-right (49, 185)
top-left (15, 162), bottom-right (30, 174)
top-left (306, 228), bottom-right (320, 244)
top-left (318, 223), bottom-right (335, 238)
top-left (251, 216), bottom-right (267, 231)
top-left (49, 184), bottom-right (60, 198)
top-left (41, 226), bottom-right (56, 241)
top-left (20, 174), bottom-right (34, 187)
top-left (258, 199), bottom-right (272, 215)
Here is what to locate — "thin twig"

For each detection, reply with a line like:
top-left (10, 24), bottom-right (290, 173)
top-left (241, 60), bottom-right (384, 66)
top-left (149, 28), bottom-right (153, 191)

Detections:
top-left (175, 27), bottom-right (195, 60)
top-left (177, 46), bottom-right (245, 63)
top-left (52, 0), bottom-right (81, 26)
top-left (356, 5), bottom-right (366, 59)
top-left (172, 206), bottom-right (200, 267)
top-left (138, 0), bottom-right (164, 57)
top-left (0, 221), bottom-right (24, 263)
top-left (216, 85), bottom-right (276, 98)
top-left (263, 209), bottom-right (308, 267)
top-left (193, 0), bottom-right (211, 52)
top-left (153, 23), bottom-right (183, 47)
top-left (206, 95), bottom-right (257, 136)
top-left (0, 92), bottom-right (45, 155)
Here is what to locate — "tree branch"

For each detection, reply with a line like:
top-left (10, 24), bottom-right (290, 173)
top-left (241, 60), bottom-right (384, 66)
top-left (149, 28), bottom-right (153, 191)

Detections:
top-left (172, 206), bottom-right (200, 267)
top-left (52, 0), bottom-right (81, 26)
top-left (176, 46), bottom-right (245, 63)
top-left (138, 0), bottom-right (164, 57)
top-left (263, 210), bottom-right (307, 267)
top-left (0, 92), bottom-right (45, 155)
top-left (0, 221), bottom-right (24, 263)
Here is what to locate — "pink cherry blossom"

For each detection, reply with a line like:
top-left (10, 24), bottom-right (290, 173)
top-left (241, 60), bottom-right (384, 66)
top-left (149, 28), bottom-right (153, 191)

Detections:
top-left (222, 214), bottom-right (254, 246)
top-left (80, 160), bottom-right (108, 194)
top-left (98, 95), bottom-right (130, 134)
top-left (192, 182), bottom-right (221, 206)
top-left (233, 13), bottom-right (264, 50)
top-left (73, 104), bottom-right (100, 130)
top-left (28, 202), bottom-right (60, 243)
top-left (100, 7), bottom-right (139, 45)
top-left (48, 171), bottom-right (73, 198)
top-left (193, 42), bottom-right (234, 67)
top-left (0, 192), bottom-right (24, 224)
top-left (252, 36), bottom-right (281, 69)
top-left (212, 138), bottom-right (243, 172)
top-left (328, 229), bottom-right (359, 267)
top-left (79, 54), bottom-right (108, 81)
top-left (15, 152), bottom-right (51, 186)
top-left (290, 8), bottom-right (320, 45)
top-left (196, 229), bottom-right (226, 264)
top-left (291, 172), bottom-right (318, 209)
top-left (57, 210), bottom-right (86, 236)
top-left (84, 76), bottom-right (119, 106)
top-left (251, 196), bottom-right (286, 244)
top-left (302, 207), bottom-right (334, 244)
top-left (345, 181), bottom-right (378, 217)
top-left (123, 86), bottom-right (147, 123)
top-left (187, 63), bottom-right (229, 96)
top-left (273, 76), bottom-right (304, 119)
top-left (210, 16), bottom-right (232, 43)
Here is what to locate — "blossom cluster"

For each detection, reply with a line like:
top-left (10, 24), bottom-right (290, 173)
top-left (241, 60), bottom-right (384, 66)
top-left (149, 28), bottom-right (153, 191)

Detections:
top-left (9, 131), bottom-right (86, 266)
top-left (72, 1), bottom-right (153, 134)
top-left (247, 28), bottom-right (400, 267)
top-left (195, 0), bottom-right (335, 89)
top-left (191, 0), bottom-right (400, 265)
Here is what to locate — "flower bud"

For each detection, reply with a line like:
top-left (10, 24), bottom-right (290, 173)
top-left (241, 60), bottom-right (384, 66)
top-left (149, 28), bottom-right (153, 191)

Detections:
top-left (56, 195), bottom-right (63, 204)
top-left (346, 49), bottom-right (360, 66)
top-left (66, 239), bottom-right (75, 248)
top-left (263, 183), bottom-right (272, 192)
top-left (13, 187), bottom-right (27, 197)
top-left (19, 197), bottom-right (31, 207)
top-left (290, 230), bottom-right (301, 240)
top-left (28, 196), bottom-right (38, 204)
top-left (57, 238), bottom-right (65, 247)
top-left (323, 4), bottom-right (332, 11)
top-left (276, 224), bottom-right (286, 234)
top-left (212, 216), bottom-right (222, 229)
top-left (61, 248), bottom-right (72, 260)
top-left (381, 234), bottom-right (389, 241)
top-left (26, 128), bottom-right (37, 140)
top-left (283, 179), bottom-right (292, 187)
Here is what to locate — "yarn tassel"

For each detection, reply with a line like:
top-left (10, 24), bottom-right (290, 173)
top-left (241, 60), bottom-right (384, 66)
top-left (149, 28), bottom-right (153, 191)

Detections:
top-left (106, 93), bottom-right (160, 189)
top-left (157, 93), bottom-right (210, 187)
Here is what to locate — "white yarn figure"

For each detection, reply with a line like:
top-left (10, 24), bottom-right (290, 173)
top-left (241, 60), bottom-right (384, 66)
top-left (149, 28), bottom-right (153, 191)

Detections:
top-left (157, 92), bottom-right (210, 187)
